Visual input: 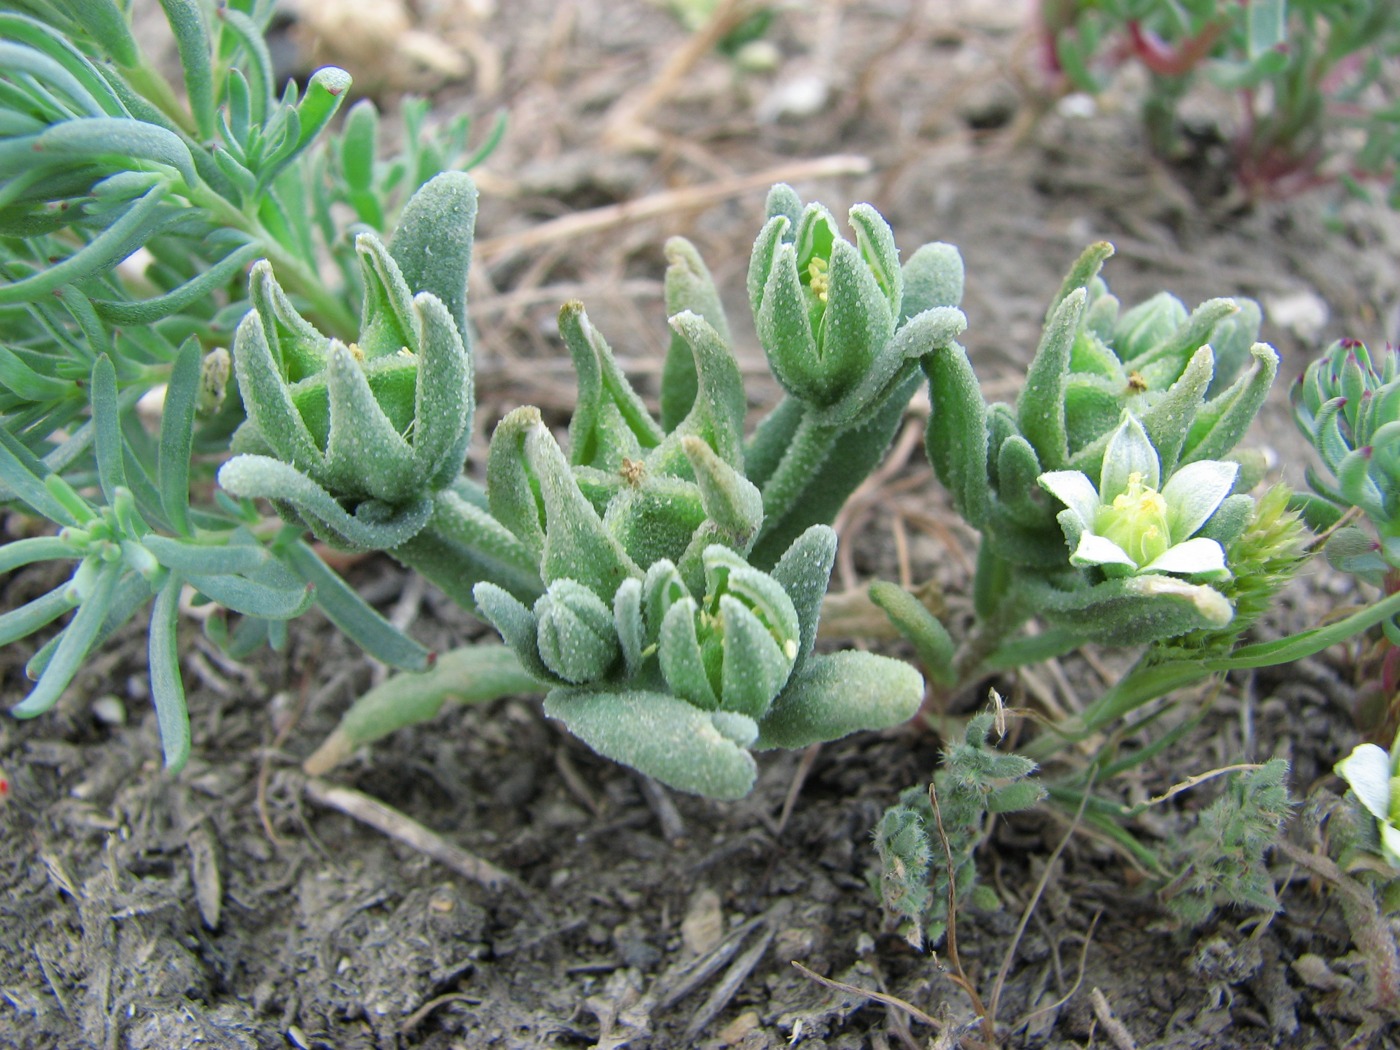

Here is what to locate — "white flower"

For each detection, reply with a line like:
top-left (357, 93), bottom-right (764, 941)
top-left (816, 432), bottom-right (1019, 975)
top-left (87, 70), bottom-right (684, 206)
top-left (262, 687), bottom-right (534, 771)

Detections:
top-left (1038, 412), bottom-right (1237, 577)
top-left (1336, 732), bottom-right (1400, 868)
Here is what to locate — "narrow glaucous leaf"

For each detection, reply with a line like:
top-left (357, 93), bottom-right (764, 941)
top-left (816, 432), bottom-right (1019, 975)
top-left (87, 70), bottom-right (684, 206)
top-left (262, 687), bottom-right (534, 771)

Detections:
top-left (303, 643), bottom-right (538, 774)
top-left (1017, 287), bottom-right (1085, 470)
top-left (12, 559), bottom-right (121, 717)
top-left (661, 236), bottom-right (730, 430)
top-left (868, 581), bottom-right (957, 687)
top-left (158, 336), bottom-right (201, 536)
top-left (147, 573), bottom-right (190, 770)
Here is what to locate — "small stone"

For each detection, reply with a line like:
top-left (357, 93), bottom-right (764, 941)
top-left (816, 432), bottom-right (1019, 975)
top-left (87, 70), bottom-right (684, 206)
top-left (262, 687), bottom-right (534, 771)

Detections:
top-left (681, 887), bottom-right (724, 956)
top-left (92, 694), bottom-right (126, 726)
top-left (719, 1009), bottom-right (761, 1045)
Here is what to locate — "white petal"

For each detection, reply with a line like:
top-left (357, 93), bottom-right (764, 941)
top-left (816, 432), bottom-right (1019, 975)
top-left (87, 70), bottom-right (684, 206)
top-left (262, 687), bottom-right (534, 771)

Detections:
top-left (1038, 470), bottom-right (1100, 526)
top-left (1141, 537), bottom-right (1227, 575)
top-left (1070, 532), bottom-right (1137, 569)
top-left (1124, 574), bottom-right (1233, 625)
top-left (1336, 743), bottom-right (1394, 821)
top-left (1101, 412), bottom-right (1160, 498)
top-left (1162, 460), bottom-right (1239, 538)
top-left (1381, 823), bottom-right (1400, 869)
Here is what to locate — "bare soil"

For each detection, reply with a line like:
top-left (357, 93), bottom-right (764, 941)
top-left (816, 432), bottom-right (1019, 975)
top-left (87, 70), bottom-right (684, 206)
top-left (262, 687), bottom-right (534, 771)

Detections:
top-left (3, 2), bottom-right (1400, 1048)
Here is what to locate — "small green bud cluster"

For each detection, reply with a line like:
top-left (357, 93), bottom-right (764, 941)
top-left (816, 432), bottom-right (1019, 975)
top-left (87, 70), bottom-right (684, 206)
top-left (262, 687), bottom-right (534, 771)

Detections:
top-left (1293, 339), bottom-right (1400, 604)
top-left (874, 710), bottom-right (1044, 947)
top-left (1159, 759), bottom-right (1292, 928)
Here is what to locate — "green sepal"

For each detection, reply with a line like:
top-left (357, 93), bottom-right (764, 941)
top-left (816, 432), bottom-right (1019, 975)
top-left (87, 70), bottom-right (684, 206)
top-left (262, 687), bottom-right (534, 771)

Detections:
top-left (473, 581), bottom-right (557, 683)
top-left (868, 580), bottom-right (956, 687)
top-left (810, 305), bottom-right (965, 430)
top-left (923, 342), bottom-right (990, 527)
top-left (522, 414), bottom-right (640, 598)
top-left (1066, 344), bottom-right (1213, 481)
top-left (817, 237), bottom-right (893, 398)
top-left (664, 311), bottom-right (746, 471)
top-left (1032, 574), bottom-right (1233, 645)
top-left (746, 214), bottom-right (789, 320)
top-left (389, 171), bottom-right (477, 345)
top-left (754, 650), bottom-right (923, 750)
top-left (413, 292), bottom-right (473, 489)
top-left (1046, 241), bottom-right (1113, 320)
top-left (1183, 343), bottom-right (1280, 464)
top-left (1136, 298), bottom-right (1239, 373)
top-left (322, 340), bottom-right (418, 503)
top-left (536, 579), bottom-right (620, 684)
top-left (716, 594), bottom-right (793, 719)
top-left (756, 241), bottom-right (824, 403)
top-left (246, 259), bottom-right (326, 381)
top-left (1112, 291), bottom-right (1187, 363)
top-left (766, 524), bottom-right (837, 673)
top-left (217, 455), bottom-right (433, 550)
top-left (1196, 493), bottom-right (1254, 547)
top-left (1017, 287), bottom-right (1085, 470)
top-left (486, 407), bottom-right (547, 561)
top-left (603, 474), bottom-right (706, 582)
top-left (899, 241), bottom-right (964, 320)
top-left (848, 203), bottom-right (903, 320)
top-left (561, 301), bottom-right (664, 470)
top-left (659, 597), bottom-right (720, 710)
top-left (642, 559), bottom-right (691, 649)
top-left (681, 435), bottom-right (762, 554)
top-left (613, 577), bottom-right (646, 675)
top-left (229, 308), bottom-right (325, 474)
top-left (543, 688), bottom-right (758, 800)
top-left (661, 237), bottom-right (731, 430)
top-left (764, 183), bottom-right (802, 230)
top-left (996, 434), bottom-right (1048, 525)
top-left (354, 233), bottom-right (418, 359)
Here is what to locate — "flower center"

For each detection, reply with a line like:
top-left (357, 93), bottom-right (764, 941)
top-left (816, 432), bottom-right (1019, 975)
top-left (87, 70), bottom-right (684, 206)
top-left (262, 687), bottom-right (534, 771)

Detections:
top-left (1095, 472), bottom-right (1172, 567)
top-left (806, 256), bottom-right (830, 303)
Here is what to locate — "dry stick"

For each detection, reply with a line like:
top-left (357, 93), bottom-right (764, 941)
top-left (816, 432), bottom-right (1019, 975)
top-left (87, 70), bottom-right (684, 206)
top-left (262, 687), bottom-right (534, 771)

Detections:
top-left (775, 743), bottom-right (821, 837)
top-left (602, 0), bottom-right (755, 148)
top-left (1142, 763), bottom-right (1264, 808)
top-left (1089, 988), bottom-right (1140, 1050)
top-left (1274, 838), bottom-right (1400, 1014)
top-left (683, 927), bottom-right (775, 1040)
top-left (984, 787), bottom-right (1094, 1031)
top-left (473, 154), bottom-right (873, 264)
top-left (303, 778), bottom-right (519, 892)
top-left (791, 961), bottom-right (944, 1033)
top-left (927, 782), bottom-right (991, 1031)
top-left (1013, 911), bottom-right (1102, 1034)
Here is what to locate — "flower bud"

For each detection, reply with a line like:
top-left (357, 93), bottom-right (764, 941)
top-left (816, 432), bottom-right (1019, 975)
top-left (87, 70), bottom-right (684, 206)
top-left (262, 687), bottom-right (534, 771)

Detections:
top-left (535, 579), bottom-right (620, 684)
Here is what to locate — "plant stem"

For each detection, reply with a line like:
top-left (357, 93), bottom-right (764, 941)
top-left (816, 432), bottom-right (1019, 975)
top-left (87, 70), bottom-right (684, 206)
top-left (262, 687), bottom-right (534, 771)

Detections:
top-left (756, 411), bottom-right (837, 543)
top-left (186, 185), bottom-right (360, 340)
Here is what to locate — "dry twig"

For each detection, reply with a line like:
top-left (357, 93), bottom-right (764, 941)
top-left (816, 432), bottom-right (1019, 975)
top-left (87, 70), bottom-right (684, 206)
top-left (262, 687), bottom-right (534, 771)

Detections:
top-left (303, 778), bottom-right (519, 891)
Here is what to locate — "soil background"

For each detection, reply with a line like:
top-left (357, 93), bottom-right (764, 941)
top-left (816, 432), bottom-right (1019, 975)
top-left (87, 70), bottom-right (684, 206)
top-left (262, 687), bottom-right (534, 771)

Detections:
top-left (3, 1), bottom-right (1400, 1048)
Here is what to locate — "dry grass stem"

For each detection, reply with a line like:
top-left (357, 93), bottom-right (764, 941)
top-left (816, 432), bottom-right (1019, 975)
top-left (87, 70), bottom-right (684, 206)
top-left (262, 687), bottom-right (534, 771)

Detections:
top-left (474, 155), bottom-right (873, 264)
top-left (303, 778), bottom-right (519, 891)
